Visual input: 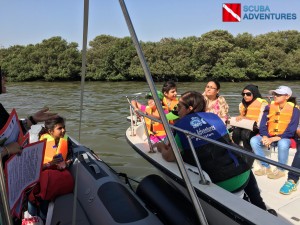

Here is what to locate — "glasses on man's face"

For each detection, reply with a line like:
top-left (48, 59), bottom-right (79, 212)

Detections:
top-left (273, 93), bottom-right (286, 97)
top-left (205, 85), bottom-right (217, 90)
top-left (241, 92), bottom-right (252, 97)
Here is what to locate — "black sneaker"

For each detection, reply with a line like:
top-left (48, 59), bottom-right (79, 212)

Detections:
top-left (267, 209), bottom-right (277, 217)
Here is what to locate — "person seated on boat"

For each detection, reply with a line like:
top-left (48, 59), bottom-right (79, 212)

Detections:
top-left (156, 91), bottom-right (251, 193)
top-left (202, 80), bottom-right (229, 124)
top-left (250, 86), bottom-right (300, 179)
top-left (27, 116), bottom-right (74, 221)
top-left (161, 80), bottom-right (178, 111)
top-left (232, 84), bottom-right (268, 151)
top-left (162, 80), bottom-right (179, 124)
top-left (0, 71), bottom-right (58, 163)
top-left (39, 116), bottom-right (73, 170)
top-left (280, 109), bottom-right (300, 195)
top-left (156, 91), bottom-right (272, 211)
top-left (131, 91), bottom-right (168, 143)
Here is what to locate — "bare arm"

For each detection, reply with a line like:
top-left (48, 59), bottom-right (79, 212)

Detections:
top-left (0, 142), bottom-right (22, 159)
top-left (131, 100), bottom-right (143, 111)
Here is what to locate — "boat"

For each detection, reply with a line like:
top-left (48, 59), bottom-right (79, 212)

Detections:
top-left (120, 0), bottom-right (300, 224)
top-left (1, 123), bottom-right (203, 225)
top-left (0, 1), bottom-right (197, 224)
top-left (126, 114), bottom-right (300, 225)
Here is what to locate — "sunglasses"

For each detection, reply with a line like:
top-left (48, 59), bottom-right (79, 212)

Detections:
top-left (241, 92), bottom-right (252, 97)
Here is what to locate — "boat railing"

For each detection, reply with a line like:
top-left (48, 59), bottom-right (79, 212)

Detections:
top-left (127, 105), bottom-right (300, 185)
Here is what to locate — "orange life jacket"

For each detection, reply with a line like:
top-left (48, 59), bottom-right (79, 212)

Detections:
top-left (162, 97), bottom-right (178, 124)
top-left (240, 98), bottom-right (268, 122)
top-left (40, 134), bottom-right (68, 164)
top-left (162, 97), bottom-right (178, 111)
top-left (267, 101), bottom-right (294, 136)
top-left (145, 106), bottom-right (166, 137)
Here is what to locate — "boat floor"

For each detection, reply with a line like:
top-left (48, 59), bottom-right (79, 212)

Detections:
top-left (253, 148), bottom-right (300, 224)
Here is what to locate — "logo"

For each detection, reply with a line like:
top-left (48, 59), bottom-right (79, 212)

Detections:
top-left (222, 3), bottom-right (297, 22)
top-left (190, 117), bottom-right (206, 129)
top-left (222, 3), bottom-right (241, 22)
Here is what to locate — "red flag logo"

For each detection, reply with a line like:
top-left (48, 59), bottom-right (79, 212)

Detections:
top-left (222, 3), bottom-right (241, 22)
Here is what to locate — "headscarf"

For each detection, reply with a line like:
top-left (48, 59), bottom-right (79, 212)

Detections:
top-left (242, 84), bottom-right (262, 108)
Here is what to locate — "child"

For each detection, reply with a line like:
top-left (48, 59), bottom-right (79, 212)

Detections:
top-left (131, 91), bottom-right (168, 143)
top-left (162, 80), bottom-right (180, 124)
top-left (39, 116), bottom-right (73, 170)
top-left (162, 80), bottom-right (178, 111)
top-left (27, 116), bottom-right (73, 220)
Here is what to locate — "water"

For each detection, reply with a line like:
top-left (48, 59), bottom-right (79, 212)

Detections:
top-left (1, 81), bottom-right (300, 180)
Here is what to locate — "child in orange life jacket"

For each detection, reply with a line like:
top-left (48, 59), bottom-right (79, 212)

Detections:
top-left (131, 91), bottom-right (168, 144)
top-left (38, 116), bottom-right (73, 170)
top-left (162, 80), bottom-right (180, 124)
top-left (162, 80), bottom-right (178, 112)
top-left (27, 116), bottom-right (73, 221)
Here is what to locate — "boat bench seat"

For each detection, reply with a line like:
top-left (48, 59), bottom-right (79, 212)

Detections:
top-left (46, 193), bottom-right (90, 225)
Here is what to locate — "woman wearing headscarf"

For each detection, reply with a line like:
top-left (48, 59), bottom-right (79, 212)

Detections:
top-left (232, 84), bottom-right (268, 151)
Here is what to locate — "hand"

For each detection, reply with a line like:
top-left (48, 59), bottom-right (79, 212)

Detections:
top-left (261, 136), bottom-right (273, 147)
top-left (56, 161), bottom-right (67, 170)
top-left (32, 107), bottom-right (58, 123)
top-left (51, 157), bottom-right (64, 165)
top-left (235, 116), bottom-right (244, 122)
top-left (134, 108), bottom-right (142, 118)
top-left (6, 142), bottom-right (22, 155)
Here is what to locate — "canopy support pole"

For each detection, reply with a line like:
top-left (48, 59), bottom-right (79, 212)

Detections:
top-left (118, 1), bottom-right (208, 224)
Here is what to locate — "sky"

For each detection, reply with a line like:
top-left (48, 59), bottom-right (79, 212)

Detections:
top-left (1, 0), bottom-right (300, 49)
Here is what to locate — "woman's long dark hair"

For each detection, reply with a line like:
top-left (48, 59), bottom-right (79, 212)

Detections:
top-left (180, 91), bottom-right (206, 114)
top-left (38, 116), bottom-right (65, 139)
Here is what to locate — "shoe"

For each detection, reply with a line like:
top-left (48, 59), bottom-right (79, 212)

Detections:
top-left (267, 169), bottom-right (285, 179)
top-left (254, 167), bottom-right (272, 176)
top-left (267, 209), bottom-right (277, 216)
top-left (280, 180), bottom-right (297, 195)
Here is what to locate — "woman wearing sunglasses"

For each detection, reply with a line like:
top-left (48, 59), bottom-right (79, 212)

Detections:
top-left (232, 85), bottom-right (268, 151)
top-left (202, 80), bottom-right (229, 124)
top-left (250, 86), bottom-right (300, 179)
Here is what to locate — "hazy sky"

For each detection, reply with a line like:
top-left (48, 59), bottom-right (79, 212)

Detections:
top-left (1, 0), bottom-right (299, 49)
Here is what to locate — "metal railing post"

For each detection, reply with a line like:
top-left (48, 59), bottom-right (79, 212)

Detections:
top-left (119, 1), bottom-right (208, 224)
